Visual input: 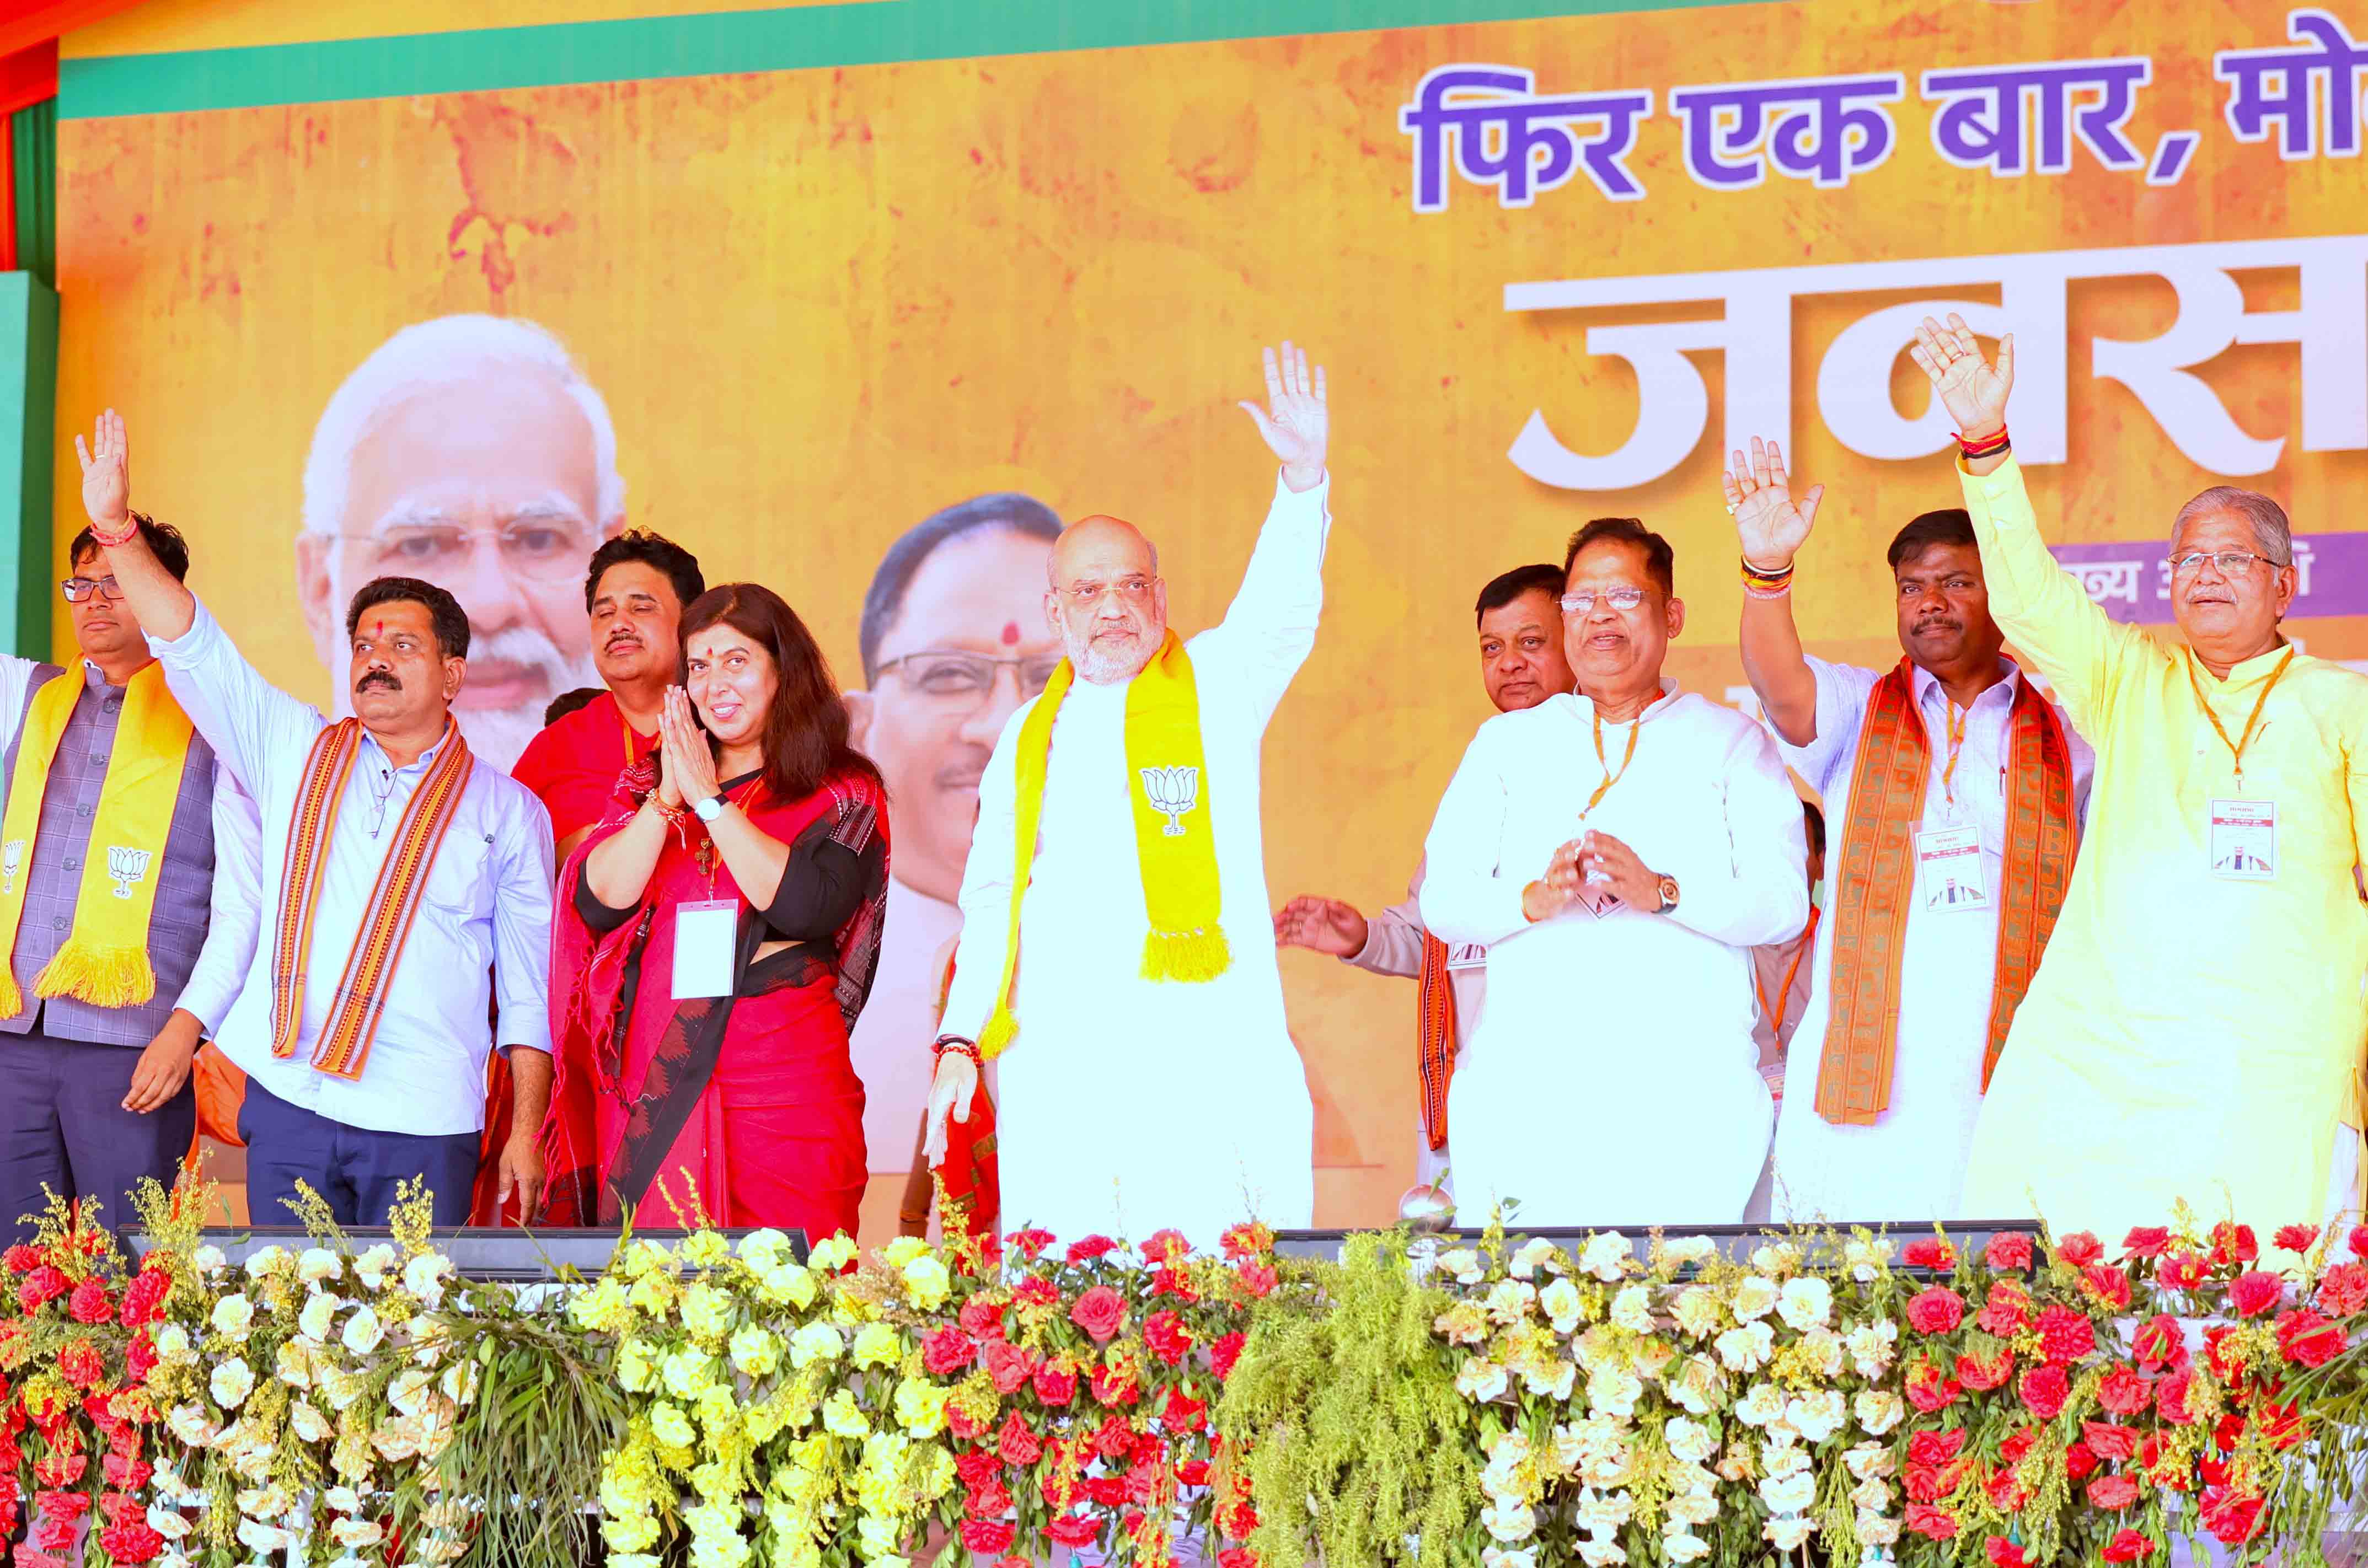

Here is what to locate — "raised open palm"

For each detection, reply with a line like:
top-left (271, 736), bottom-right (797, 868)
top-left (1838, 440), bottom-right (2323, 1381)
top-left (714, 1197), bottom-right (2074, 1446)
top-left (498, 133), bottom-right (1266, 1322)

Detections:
top-left (1724, 436), bottom-right (1823, 572)
top-left (75, 409), bottom-right (131, 529)
top-left (1240, 341), bottom-right (1328, 488)
top-left (1909, 312), bottom-right (2013, 436)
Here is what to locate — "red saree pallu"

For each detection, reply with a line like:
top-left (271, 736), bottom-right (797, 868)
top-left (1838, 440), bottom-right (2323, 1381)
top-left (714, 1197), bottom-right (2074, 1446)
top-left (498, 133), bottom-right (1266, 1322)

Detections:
top-left (538, 760), bottom-right (887, 1242)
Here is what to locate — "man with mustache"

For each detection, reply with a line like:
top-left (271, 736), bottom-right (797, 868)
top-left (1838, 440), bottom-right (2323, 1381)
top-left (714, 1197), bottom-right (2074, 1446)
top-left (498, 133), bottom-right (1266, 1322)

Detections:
top-left (295, 315), bottom-right (625, 771)
top-left (1909, 312), bottom-right (2368, 1243)
top-left (847, 494), bottom-right (1061, 1236)
top-left (924, 342), bottom-right (1330, 1247)
top-left (1273, 561), bottom-right (1573, 1191)
top-left (1421, 516), bottom-right (1808, 1226)
top-left (1728, 436), bottom-right (2092, 1225)
top-left (83, 411), bottom-right (558, 1227)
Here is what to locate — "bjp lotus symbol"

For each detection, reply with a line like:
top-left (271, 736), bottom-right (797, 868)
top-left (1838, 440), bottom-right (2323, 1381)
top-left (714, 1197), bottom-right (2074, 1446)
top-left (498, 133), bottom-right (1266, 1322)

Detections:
top-left (1139, 765), bottom-right (1201, 836)
top-left (107, 845), bottom-right (153, 899)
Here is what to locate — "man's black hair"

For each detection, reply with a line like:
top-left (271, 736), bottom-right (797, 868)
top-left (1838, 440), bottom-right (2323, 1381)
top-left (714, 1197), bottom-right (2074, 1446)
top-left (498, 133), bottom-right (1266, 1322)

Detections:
top-left (585, 530), bottom-right (705, 616)
top-left (346, 576), bottom-right (470, 661)
top-left (1562, 516), bottom-right (1676, 597)
top-left (859, 493), bottom-right (1063, 682)
top-left (1885, 509), bottom-right (1978, 574)
top-left (1474, 563), bottom-right (1566, 626)
top-left (69, 518), bottom-right (191, 583)
top-left (545, 686), bottom-right (605, 727)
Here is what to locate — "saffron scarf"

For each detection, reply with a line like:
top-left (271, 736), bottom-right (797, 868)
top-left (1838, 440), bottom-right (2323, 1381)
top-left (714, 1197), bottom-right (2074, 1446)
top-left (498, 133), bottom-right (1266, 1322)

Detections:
top-left (0, 663), bottom-right (195, 1014)
top-left (1416, 933), bottom-right (1456, 1152)
top-left (1815, 659), bottom-right (2076, 1125)
top-left (979, 627), bottom-right (1225, 1059)
top-left (268, 718), bottom-right (475, 1081)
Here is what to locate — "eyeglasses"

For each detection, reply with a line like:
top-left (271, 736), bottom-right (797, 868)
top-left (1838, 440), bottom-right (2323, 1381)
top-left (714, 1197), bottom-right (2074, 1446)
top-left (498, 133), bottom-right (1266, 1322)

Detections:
top-left (1560, 587), bottom-right (1648, 616)
top-left (337, 517), bottom-right (596, 584)
top-left (61, 577), bottom-right (125, 603)
top-left (2167, 550), bottom-right (2286, 578)
top-left (876, 649), bottom-right (1065, 706)
top-left (1056, 575), bottom-right (1156, 610)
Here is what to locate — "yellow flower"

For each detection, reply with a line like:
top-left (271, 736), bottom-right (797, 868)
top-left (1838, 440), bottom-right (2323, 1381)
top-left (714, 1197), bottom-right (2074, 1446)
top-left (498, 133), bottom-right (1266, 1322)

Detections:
top-left (682, 1283), bottom-right (734, 1343)
top-left (901, 1256), bottom-right (951, 1312)
top-left (603, 1513), bottom-right (661, 1553)
top-left (850, 1322), bottom-right (903, 1370)
top-left (737, 1229), bottom-right (792, 1268)
top-left (651, 1402), bottom-right (697, 1449)
top-left (729, 1325), bottom-right (780, 1379)
top-left (892, 1378), bottom-right (948, 1438)
top-left (621, 1238), bottom-right (674, 1281)
top-left (681, 1231), bottom-right (731, 1269)
top-left (855, 1515), bottom-right (903, 1561)
top-left (629, 1273), bottom-right (677, 1318)
top-left (570, 1277), bottom-right (634, 1335)
top-left (662, 1349), bottom-right (715, 1400)
top-left (881, 1236), bottom-right (931, 1269)
top-left (695, 1386), bottom-right (738, 1433)
top-left (822, 1389), bottom-right (870, 1439)
top-left (789, 1322), bottom-right (843, 1368)
top-left (808, 1235), bottom-right (859, 1274)
top-left (618, 1339), bottom-right (657, 1393)
top-left (758, 1263), bottom-right (817, 1310)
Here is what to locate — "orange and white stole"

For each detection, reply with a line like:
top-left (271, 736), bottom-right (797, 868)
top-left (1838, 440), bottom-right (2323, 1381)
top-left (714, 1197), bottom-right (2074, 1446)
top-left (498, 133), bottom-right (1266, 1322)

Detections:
top-left (1415, 933), bottom-right (1457, 1152)
top-left (1814, 660), bottom-right (2076, 1125)
top-left (269, 718), bottom-right (475, 1081)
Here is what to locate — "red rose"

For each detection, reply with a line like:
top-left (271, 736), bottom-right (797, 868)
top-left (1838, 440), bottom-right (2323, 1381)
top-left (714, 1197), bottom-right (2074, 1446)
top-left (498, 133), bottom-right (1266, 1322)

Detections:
top-left (2155, 1252), bottom-right (2209, 1290)
top-left (2036, 1304), bottom-right (2098, 1364)
top-left (1144, 1309), bottom-right (1195, 1367)
top-left (1904, 1503), bottom-right (1959, 1541)
top-left (1986, 1465), bottom-right (2028, 1511)
top-left (1163, 1387), bottom-right (1208, 1433)
top-left (1065, 1235), bottom-right (1120, 1264)
top-left (1069, 1285), bottom-right (1128, 1344)
top-left (2319, 1262), bottom-right (2368, 1317)
top-left (2202, 1325), bottom-right (2247, 1384)
top-left (1907, 1287), bottom-right (1965, 1335)
top-left (66, 1280), bottom-right (112, 1326)
top-left (2082, 1422), bottom-right (2139, 1460)
top-left (2055, 1231), bottom-right (2103, 1268)
top-left (2063, 1442), bottom-right (2098, 1481)
top-left (1985, 1535), bottom-right (2029, 1568)
top-left (1235, 1261), bottom-right (1279, 1299)
top-left (2097, 1365), bottom-right (2152, 1417)
top-left (1908, 1429), bottom-right (1968, 1466)
top-left (1140, 1228), bottom-right (1192, 1264)
top-left (1090, 1358), bottom-right (1142, 1408)
top-left (946, 1404), bottom-right (984, 1441)
top-left (57, 1340), bottom-right (105, 1391)
top-left (2276, 1308), bottom-right (2345, 1368)
top-left (2087, 1473), bottom-right (2141, 1511)
top-left (2102, 1528), bottom-right (2157, 1562)
top-left (1085, 1475), bottom-right (1131, 1507)
top-left (2201, 1488), bottom-right (2265, 1546)
top-left (1012, 1276), bottom-right (1061, 1311)
top-left (2018, 1365), bottom-right (2069, 1419)
top-left (1033, 1362), bottom-right (1079, 1407)
top-left (2230, 1270), bottom-right (2284, 1318)
top-left (1220, 1222), bottom-right (1274, 1261)
top-left (18, 1268), bottom-right (68, 1313)
top-left (1985, 1233), bottom-right (2034, 1272)
top-left (961, 1519), bottom-right (1017, 1555)
top-left (1905, 1358), bottom-right (1962, 1412)
top-left (1009, 1228), bottom-right (1055, 1260)
top-left (1957, 1350), bottom-right (2015, 1391)
top-left (2211, 1223), bottom-right (2259, 1266)
top-left (33, 1453), bottom-right (86, 1488)
top-left (1091, 1414), bottom-right (1134, 1458)
top-left (2, 1244), bottom-right (40, 1274)
top-left (1902, 1237), bottom-right (1958, 1270)
top-left (966, 1480), bottom-right (1014, 1520)
top-left (2080, 1264), bottom-right (2133, 1311)
top-left (955, 1449), bottom-right (1001, 1490)
top-left (2122, 1226), bottom-right (2171, 1259)
top-left (2349, 1225), bottom-right (2368, 1261)
top-left (99, 1454), bottom-right (149, 1492)
top-left (1976, 1281), bottom-right (2032, 1337)
top-left (1047, 1515), bottom-right (1101, 1549)
top-left (986, 1339), bottom-right (1038, 1395)
top-left (2157, 1370), bottom-right (2197, 1425)
top-left (1179, 1459), bottom-right (1212, 1486)
top-left (2255, 1399), bottom-right (2308, 1451)
top-left (1218, 1549), bottom-right (1259, 1568)
top-left (1219, 1500), bottom-right (1260, 1539)
top-left (124, 1331), bottom-right (157, 1383)
top-left (924, 1327), bottom-right (978, 1376)
top-left (97, 1519), bottom-right (164, 1566)
top-left (1999, 1427), bottom-right (2040, 1465)
top-left (2133, 1314), bottom-right (2188, 1372)
top-left (994, 1411), bottom-right (1044, 1466)
top-left (118, 1271), bottom-right (169, 1330)
top-left (2275, 1223), bottom-right (2322, 1255)
top-left (1152, 1266), bottom-right (1201, 1303)
top-left (960, 1296), bottom-right (1006, 1339)
top-left (1210, 1331), bottom-right (1247, 1382)
top-left (1905, 1463), bottom-right (1954, 1503)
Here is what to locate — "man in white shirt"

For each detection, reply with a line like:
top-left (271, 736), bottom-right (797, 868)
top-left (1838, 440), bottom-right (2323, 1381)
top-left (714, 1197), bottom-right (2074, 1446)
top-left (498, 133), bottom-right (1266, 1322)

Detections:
top-left (1274, 561), bottom-right (1574, 1190)
top-left (1421, 517), bottom-right (1807, 1227)
top-left (1726, 437), bottom-right (2092, 1223)
top-left (78, 410), bottom-right (556, 1227)
top-left (924, 342), bottom-right (1330, 1247)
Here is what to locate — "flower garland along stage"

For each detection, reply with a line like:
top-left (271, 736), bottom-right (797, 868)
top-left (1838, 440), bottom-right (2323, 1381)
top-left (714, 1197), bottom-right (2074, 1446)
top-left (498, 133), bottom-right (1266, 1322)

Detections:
top-left (5, 1184), bottom-right (2368, 1568)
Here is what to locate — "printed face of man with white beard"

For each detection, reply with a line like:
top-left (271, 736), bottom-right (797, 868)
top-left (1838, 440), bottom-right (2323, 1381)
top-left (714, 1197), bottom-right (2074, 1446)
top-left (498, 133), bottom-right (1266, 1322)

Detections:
top-left (295, 317), bottom-right (623, 770)
top-left (1044, 514), bottom-right (1167, 685)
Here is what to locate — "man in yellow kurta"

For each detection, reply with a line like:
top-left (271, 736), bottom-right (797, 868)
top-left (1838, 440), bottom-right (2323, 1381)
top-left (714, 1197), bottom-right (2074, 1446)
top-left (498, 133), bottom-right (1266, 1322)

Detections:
top-left (1910, 312), bottom-right (2368, 1240)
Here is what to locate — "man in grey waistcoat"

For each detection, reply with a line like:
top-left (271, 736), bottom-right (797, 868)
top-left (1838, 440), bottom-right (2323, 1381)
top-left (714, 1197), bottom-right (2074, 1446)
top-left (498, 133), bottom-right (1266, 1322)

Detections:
top-left (0, 516), bottom-right (258, 1246)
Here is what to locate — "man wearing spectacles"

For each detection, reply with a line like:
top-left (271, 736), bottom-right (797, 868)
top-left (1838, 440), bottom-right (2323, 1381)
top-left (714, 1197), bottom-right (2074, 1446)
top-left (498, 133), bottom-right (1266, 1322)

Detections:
top-left (1727, 436), bottom-right (2093, 1227)
top-left (1912, 311), bottom-right (2368, 1248)
top-left (1419, 517), bottom-right (1809, 1227)
top-left (293, 316), bottom-right (627, 771)
top-left (844, 493), bottom-right (1063, 1235)
top-left (0, 519), bottom-right (260, 1248)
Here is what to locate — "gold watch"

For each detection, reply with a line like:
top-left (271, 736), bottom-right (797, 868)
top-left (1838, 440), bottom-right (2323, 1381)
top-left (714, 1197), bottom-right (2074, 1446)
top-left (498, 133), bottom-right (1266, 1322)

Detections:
top-left (1654, 874), bottom-right (1680, 914)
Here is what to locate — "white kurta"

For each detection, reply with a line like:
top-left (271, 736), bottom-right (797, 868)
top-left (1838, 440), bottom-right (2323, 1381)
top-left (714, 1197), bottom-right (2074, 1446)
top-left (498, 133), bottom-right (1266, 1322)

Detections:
top-left (941, 473), bottom-right (1328, 1248)
top-left (850, 877), bottom-right (963, 1172)
top-left (1771, 658), bottom-right (2094, 1225)
top-left (1421, 683), bottom-right (1809, 1228)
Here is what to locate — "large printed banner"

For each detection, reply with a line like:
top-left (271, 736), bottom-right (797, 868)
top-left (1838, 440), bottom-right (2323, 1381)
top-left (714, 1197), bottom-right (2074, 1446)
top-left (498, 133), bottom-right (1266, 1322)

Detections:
top-left (53, 1), bottom-right (2368, 1237)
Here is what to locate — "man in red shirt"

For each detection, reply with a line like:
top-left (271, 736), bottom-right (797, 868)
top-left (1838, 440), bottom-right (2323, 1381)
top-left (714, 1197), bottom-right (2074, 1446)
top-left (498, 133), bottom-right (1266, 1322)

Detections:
top-left (510, 531), bottom-right (704, 856)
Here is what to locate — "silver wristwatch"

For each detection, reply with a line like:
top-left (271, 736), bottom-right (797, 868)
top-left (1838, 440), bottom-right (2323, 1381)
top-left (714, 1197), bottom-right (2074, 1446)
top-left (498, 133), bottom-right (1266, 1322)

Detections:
top-left (691, 794), bottom-right (725, 823)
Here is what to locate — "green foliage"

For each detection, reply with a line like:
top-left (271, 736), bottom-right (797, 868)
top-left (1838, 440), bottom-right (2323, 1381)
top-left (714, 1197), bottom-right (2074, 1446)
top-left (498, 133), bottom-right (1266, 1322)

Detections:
top-left (1217, 1232), bottom-right (1476, 1568)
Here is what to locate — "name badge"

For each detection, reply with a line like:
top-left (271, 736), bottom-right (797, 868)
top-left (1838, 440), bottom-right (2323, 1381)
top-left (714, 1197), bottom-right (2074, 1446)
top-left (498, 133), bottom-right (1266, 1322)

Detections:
top-left (1445, 943), bottom-right (1488, 970)
top-left (1571, 878), bottom-right (1625, 919)
top-left (1915, 824), bottom-right (1990, 912)
top-left (2208, 798), bottom-right (2277, 880)
top-left (672, 899), bottom-right (738, 1000)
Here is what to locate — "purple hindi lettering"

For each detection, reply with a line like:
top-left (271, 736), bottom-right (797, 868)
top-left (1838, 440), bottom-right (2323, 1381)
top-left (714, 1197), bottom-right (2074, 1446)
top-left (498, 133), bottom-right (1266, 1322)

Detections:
top-left (1399, 64), bottom-right (1653, 211)
top-left (1923, 57), bottom-right (2151, 176)
top-left (1671, 73), bottom-right (1903, 190)
top-left (2215, 7), bottom-right (2368, 159)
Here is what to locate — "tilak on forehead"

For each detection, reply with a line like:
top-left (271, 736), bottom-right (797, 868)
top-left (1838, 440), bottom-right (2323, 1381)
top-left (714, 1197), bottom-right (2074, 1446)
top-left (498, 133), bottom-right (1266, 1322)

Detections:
top-left (1001, 621), bottom-right (1021, 647)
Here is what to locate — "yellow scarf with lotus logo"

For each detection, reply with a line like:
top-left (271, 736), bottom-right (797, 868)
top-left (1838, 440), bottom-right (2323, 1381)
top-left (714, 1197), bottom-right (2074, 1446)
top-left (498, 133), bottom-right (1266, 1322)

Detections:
top-left (979, 628), bottom-right (1227, 1059)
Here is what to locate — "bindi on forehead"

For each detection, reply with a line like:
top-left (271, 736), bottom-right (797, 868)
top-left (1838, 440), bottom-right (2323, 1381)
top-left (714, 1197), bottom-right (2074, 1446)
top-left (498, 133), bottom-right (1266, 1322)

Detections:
top-left (1001, 621), bottom-right (1021, 646)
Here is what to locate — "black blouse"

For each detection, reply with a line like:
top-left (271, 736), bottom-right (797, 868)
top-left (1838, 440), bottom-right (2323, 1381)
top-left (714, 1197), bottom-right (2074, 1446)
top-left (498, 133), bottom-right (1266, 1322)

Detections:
top-left (574, 772), bottom-right (876, 941)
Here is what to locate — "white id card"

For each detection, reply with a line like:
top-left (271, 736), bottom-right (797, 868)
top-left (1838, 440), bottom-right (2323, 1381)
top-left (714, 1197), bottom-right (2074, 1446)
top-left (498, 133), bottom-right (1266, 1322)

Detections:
top-left (1445, 942), bottom-right (1488, 971)
top-left (1915, 824), bottom-right (1990, 912)
top-left (2208, 798), bottom-right (2277, 880)
top-left (1571, 877), bottom-right (1626, 919)
top-left (672, 899), bottom-right (738, 1000)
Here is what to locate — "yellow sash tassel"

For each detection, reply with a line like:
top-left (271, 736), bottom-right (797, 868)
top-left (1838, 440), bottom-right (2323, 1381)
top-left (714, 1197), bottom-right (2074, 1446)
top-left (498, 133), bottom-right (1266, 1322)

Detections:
top-left (1142, 926), bottom-right (1231, 983)
top-left (35, 941), bottom-right (158, 1008)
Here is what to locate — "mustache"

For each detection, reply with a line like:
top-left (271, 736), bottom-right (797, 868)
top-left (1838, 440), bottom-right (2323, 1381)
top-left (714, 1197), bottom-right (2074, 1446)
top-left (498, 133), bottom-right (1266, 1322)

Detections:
top-left (355, 671), bottom-right (401, 693)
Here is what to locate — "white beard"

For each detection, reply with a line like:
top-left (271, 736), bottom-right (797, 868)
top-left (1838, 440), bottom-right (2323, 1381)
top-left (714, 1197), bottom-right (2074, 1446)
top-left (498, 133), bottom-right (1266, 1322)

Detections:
top-left (1065, 621), bottom-right (1163, 685)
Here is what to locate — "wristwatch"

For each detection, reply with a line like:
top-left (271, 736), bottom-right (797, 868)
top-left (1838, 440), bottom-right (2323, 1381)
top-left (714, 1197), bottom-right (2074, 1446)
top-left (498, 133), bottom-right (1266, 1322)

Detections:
top-left (1654, 873), bottom-right (1680, 914)
top-left (690, 794), bottom-right (725, 823)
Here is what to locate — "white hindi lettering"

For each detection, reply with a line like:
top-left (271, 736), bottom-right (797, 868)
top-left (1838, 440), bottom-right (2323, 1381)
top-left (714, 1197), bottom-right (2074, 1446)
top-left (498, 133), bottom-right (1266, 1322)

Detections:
top-left (1504, 235), bottom-right (2368, 491)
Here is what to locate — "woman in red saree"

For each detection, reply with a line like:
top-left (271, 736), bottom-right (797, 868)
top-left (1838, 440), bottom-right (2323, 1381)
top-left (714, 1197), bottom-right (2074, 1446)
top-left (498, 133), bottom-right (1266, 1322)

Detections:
top-left (538, 584), bottom-right (888, 1242)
